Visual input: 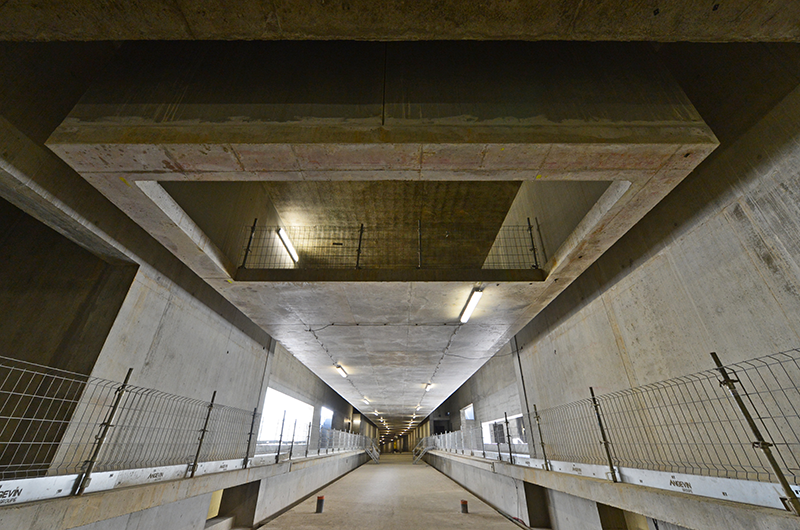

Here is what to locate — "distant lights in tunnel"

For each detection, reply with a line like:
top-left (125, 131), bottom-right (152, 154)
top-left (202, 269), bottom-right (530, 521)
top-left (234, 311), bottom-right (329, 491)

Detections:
top-left (459, 288), bottom-right (483, 324)
top-left (277, 228), bottom-right (299, 263)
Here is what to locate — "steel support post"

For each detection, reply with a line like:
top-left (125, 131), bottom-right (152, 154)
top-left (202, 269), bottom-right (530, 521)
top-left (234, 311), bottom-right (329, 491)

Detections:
top-left (241, 218), bottom-right (258, 268)
top-left (305, 421), bottom-right (312, 457)
top-left (356, 223), bottom-right (364, 269)
top-left (243, 407), bottom-right (257, 469)
top-left (533, 404), bottom-right (550, 471)
top-left (527, 217), bottom-right (540, 269)
top-left (190, 391), bottom-right (216, 478)
top-left (535, 217), bottom-right (547, 264)
top-left (712, 352), bottom-right (800, 515)
top-left (275, 411), bottom-right (286, 464)
top-left (590, 387), bottom-right (618, 483)
top-left (288, 419), bottom-right (297, 460)
top-left (504, 412), bottom-right (515, 465)
top-left (76, 368), bottom-right (133, 495)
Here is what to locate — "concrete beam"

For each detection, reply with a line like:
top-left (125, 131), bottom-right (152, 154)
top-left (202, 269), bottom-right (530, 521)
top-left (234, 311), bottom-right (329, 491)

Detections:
top-left (44, 41), bottom-right (718, 429)
top-left (425, 451), bottom-right (800, 530)
top-left (0, 451), bottom-right (368, 530)
top-left (1, 1), bottom-right (799, 41)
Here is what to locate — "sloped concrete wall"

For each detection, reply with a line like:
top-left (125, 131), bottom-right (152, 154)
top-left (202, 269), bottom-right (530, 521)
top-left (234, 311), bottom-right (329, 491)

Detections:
top-left (253, 452), bottom-right (368, 524)
top-left (424, 452), bottom-right (530, 525)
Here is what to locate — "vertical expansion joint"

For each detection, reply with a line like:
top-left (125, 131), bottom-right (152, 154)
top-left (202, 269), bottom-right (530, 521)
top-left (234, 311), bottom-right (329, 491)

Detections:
top-left (417, 219), bottom-right (422, 269)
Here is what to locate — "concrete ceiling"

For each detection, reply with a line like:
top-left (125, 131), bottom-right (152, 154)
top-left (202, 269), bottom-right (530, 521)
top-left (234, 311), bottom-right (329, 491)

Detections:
top-left (2, 1), bottom-right (799, 41)
top-left (47, 41), bottom-right (718, 437)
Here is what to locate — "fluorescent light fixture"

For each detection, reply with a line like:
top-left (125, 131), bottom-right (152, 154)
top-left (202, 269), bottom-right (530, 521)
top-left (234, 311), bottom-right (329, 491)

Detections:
top-left (335, 364), bottom-right (348, 378)
top-left (373, 410), bottom-right (379, 415)
top-left (416, 405), bottom-right (421, 411)
top-left (277, 228), bottom-right (299, 263)
top-left (362, 398), bottom-right (370, 405)
top-left (459, 288), bottom-right (483, 323)
top-left (425, 383), bottom-right (432, 392)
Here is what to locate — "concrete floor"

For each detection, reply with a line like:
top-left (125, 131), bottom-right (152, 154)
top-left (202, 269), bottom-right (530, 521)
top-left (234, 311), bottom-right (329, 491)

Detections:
top-left (260, 454), bottom-right (519, 529)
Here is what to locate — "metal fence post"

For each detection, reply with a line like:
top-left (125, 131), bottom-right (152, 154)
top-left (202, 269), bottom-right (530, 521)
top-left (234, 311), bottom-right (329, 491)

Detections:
top-left (590, 387), bottom-right (618, 483)
top-left (305, 421), bottom-right (312, 457)
top-left (504, 412), bottom-right (515, 465)
top-left (241, 218), bottom-right (258, 268)
top-left (190, 390), bottom-right (216, 478)
top-left (535, 216), bottom-right (547, 264)
top-left (527, 217), bottom-right (539, 269)
top-left (275, 411), bottom-right (286, 464)
top-left (356, 223), bottom-right (364, 269)
top-left (533, 404), bottom-right (550, 471)
top-left (243, 407), bottom-right (258, 469)
top-left (288, 419), bottom-right (297, 460)
top-left (75, 368), bottom-right (133, 495)
top-left (712, 352), bottom-right (800, 515)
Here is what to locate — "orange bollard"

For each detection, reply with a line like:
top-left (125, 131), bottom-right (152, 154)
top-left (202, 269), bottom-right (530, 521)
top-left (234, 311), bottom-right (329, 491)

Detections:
top-left (461, 499), bottom-right (469, 513)
top-left (316, 495), bottom-right (325, 513)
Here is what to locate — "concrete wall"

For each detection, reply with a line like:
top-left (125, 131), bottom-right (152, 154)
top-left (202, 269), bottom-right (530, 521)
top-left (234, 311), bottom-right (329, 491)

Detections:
top-left (253, 452), bottom-right (368, 525)
top-left (424, 451), bottom-right (530, 524)
top-left (162, 181), bottom-right (286, 269)
top-left (89, 266), bottom-right (270, 409)
top-left (501, 180), bottom-right (612, 266)
top-left (70, 494), bottom-right (212, 530)
top-left (516, 51), bottom-right (800, 410)
top-left (268, 342), bottom-right (354, 443)
top-left (429, 342), bottom-right (521, 432)
top-left (548, 490), bottom-right (603, 530)
top-left (0, 198), bottom-right (136, 374)
top-left (0, 43), bottom-right (369, 529)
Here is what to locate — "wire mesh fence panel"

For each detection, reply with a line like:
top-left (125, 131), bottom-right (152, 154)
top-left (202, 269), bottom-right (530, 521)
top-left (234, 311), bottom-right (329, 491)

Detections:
top-left (537, 399), bottom-right (606, 465)
top-left (97, 388), bottom-right (207, 472)
top-left (0, 356), bottom-right (101, 479)
top-left (199, 405), bottom-right (255, 464)
top-left (717, 350), bottom-right (800, 483)
top-left (483, 227), bottom-right (540, 269)
top-left (588, 350), bottom-right (800, 483)
top-left (239, 225), bottom-right (541, 270)
top-left (2, 356), bottom-right (379, 495)
top-left (460, 423), bottom-right (484, 456)
top-left (595, 376), bottom-right (759, 480)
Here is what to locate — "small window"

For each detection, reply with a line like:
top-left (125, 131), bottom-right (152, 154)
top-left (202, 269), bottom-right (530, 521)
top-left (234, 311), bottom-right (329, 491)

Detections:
top-left (320, 406), bottom-right (334, 429)
top-left (462, 404), bottom-right (475, 421)
top-left (258, 388), bottom-right (314, 442)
